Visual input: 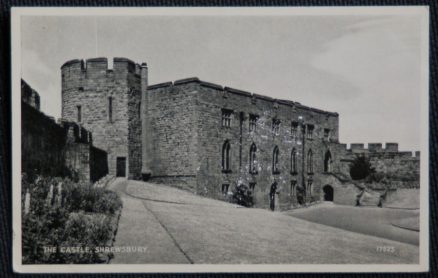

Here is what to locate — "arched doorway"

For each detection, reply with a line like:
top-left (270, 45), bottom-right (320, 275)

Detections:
top-left (323, 185), bottom-right (334, 201)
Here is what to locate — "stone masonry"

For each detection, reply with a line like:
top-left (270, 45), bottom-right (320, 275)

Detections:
top-left (61, 58), bottom-right (142, 179)
top-left (22, 80), bottom-right (108, 182)
top-left (59, 57), bottom-right (421, 210)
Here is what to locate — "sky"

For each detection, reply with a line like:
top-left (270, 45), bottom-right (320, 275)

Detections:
top-left (20, 10), bottom-right (426, 151)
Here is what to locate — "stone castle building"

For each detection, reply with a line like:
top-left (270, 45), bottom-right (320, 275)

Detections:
top-left (59, 57), bottom-right (420, 210)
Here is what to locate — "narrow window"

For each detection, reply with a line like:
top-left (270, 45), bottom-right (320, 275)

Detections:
top-left (307, 149), bottom-right (313, 174)
top-left (324, 128), bottom-right (330, 141)
top-left (77, 105), bottom-right (82, 122)
top-left (108, 97), bottom-right (113, 122)
top-left (291, 148), bottom-right (297, 174)
top-left (324, 150), bottom-right (332, 173)
top-left (221, 109), bottom-right (232, 127)
top-left (307, 180), bottom-right (313, 196)
top-left (138, 102), bottom-right (142, 118)
top-left (291, 121), bottom-right (298, 137)
top-left (272, 119), bottom-right (281, 135)
top-left (249, 182), bottom-right (256, 191)
top-left (273, 146), bottom-right (280, 174)
top-left (249, 114), bottom-right (258, 132)
top-left (222, 140), bottom-right (231, 172)
top-left (249, 143), bottom-right (257, 174)
top-left (221, 184), bottom-right (230, 195)
top-left (306, 124), bottom-right (314, 139)
top-left (291, 180), bottom-right (297, 196)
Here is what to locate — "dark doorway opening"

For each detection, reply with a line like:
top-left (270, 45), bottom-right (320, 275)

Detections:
top-left (116, 157), bottom-right (126, 177)
top-left (269, 181), bottom-right (278, 211)
top-left (323, 185), bottom-right (334, 201)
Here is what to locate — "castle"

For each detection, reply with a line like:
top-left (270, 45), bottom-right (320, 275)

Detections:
top-left (22, 57), bottom-right (420, 210)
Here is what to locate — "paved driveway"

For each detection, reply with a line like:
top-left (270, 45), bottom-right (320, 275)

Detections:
top-left (285, 202), bottom-right (419, 245)
top-left (108, 179), bottom-right (419, 264)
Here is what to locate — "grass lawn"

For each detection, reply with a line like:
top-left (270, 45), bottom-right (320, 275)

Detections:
top-left (285, 202), bottom-right (419, 245)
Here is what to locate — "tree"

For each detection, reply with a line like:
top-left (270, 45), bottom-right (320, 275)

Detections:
top-left (349, 155), bottom-right (375, 180)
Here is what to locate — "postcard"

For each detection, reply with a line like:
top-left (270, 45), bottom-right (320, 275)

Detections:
top-left (11, 6), bottom-right (429, 273)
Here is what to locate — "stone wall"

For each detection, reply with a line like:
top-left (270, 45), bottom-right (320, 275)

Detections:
top-left (62, 123), bottom-right (108, 183)
top-left (21, 80), bottom-right (40, 110)
top-left (148, 78), bottom-right (341, 209)
top-left (61, 58), bottom-right (143, 178)
top-left (56, 57), bottom-right (421, 210)
top-left (90, 146), bottom-right (109, 183)
top-left (194, 79), bottom-right (340, 210)
top-left (22, 82), bottom-right (108, 183)
top-left (317, 174), bottom-right (363, 206)
top-left (62, 121), bottom-right (91, 181)
top-left (145, 80), bottom-right (199, 191)
top-left (127, 70), bottom-right (142, 180)
top-left (22, 101), bottom-right (66, 177)
top-left (339, 143), bottom-right (420, 188)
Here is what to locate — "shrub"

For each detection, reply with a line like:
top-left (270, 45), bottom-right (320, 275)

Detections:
top-left (61, 212), bottom-right (114, 263)
top-left (92, 190), bottom-right (123, 215)
top-left (231, 184), bottom-right (254, 207)
top-left (349, 155), bottom-right (375, 180)
top-left (61, 180), bottom-right (122, 215)
top-left (22, 207), bottom-right (69, 264)
top-left (22, 175), bottom-right (122, 264)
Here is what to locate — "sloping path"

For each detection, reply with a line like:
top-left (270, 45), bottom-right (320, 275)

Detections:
top-left (108, 179), bottom-right (419, 264)
top-left (107, 178), bottom-right (190, 264)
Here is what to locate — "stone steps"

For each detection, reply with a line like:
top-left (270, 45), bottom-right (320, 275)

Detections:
top-left (359, 190), bottom-right (381, 206)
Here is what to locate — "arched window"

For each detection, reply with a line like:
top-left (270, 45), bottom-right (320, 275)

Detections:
top-left (324, 150), bottom-right (332, 173)
top-left (273, 146), bottom-right (280, 174)
top-left (222, 140), bottom-right (231, 172)
top-left (291, 148), bottom-right (297, 174)
top-left (307, 149), bottom-right (313, 173)
top-left (249, 143), bottom-right (257, 174)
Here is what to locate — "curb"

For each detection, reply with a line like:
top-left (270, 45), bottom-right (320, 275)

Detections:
top-left (390, 223), bottom-right (420, 232)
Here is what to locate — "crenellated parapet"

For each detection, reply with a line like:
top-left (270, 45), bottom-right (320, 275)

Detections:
top-left (21, 79), bottom-right (41, 110)
top-left (345, 142), bottom-right (420, 159)
top-left (61, 57), bottom-right (145, 92)
top-left (147, 77), bottom-right (339, 117)
top-left (59, 120), bottom-right (93, 144)
top-left (334, 142), bottom-right (421, 189)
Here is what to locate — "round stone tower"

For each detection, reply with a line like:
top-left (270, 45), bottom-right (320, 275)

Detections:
top-left (61, 57), bottom-right (145, 179)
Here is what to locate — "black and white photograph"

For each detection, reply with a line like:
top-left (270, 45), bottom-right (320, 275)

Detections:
top-left (11, 7), bottom-right (429, 273)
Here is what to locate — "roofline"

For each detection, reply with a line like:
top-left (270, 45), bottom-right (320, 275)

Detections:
top-left (147, 77), bottom-right (339, 116)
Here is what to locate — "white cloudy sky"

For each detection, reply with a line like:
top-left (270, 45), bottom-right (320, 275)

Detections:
top-left (20, 10), bottom-right (426, 151)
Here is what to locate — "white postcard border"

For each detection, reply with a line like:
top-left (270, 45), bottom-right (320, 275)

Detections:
top-left (11, 6), bottom-right (430, 273)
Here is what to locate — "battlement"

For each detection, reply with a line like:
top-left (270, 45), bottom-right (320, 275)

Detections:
top-left (61, 57), bottom-right (145, 91)
top-left (21, 79), bottom-right (41, 110)
top-left (61, 57), bottom-right (338, 117)
top-left (61, 57), bottom-right (142, 73)
top-left (347, 142), bottom-right (420, 159)
top-left (147, 77), bottom-right (339, 117)
top-left (59, 120), bottom-right (92, 144)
